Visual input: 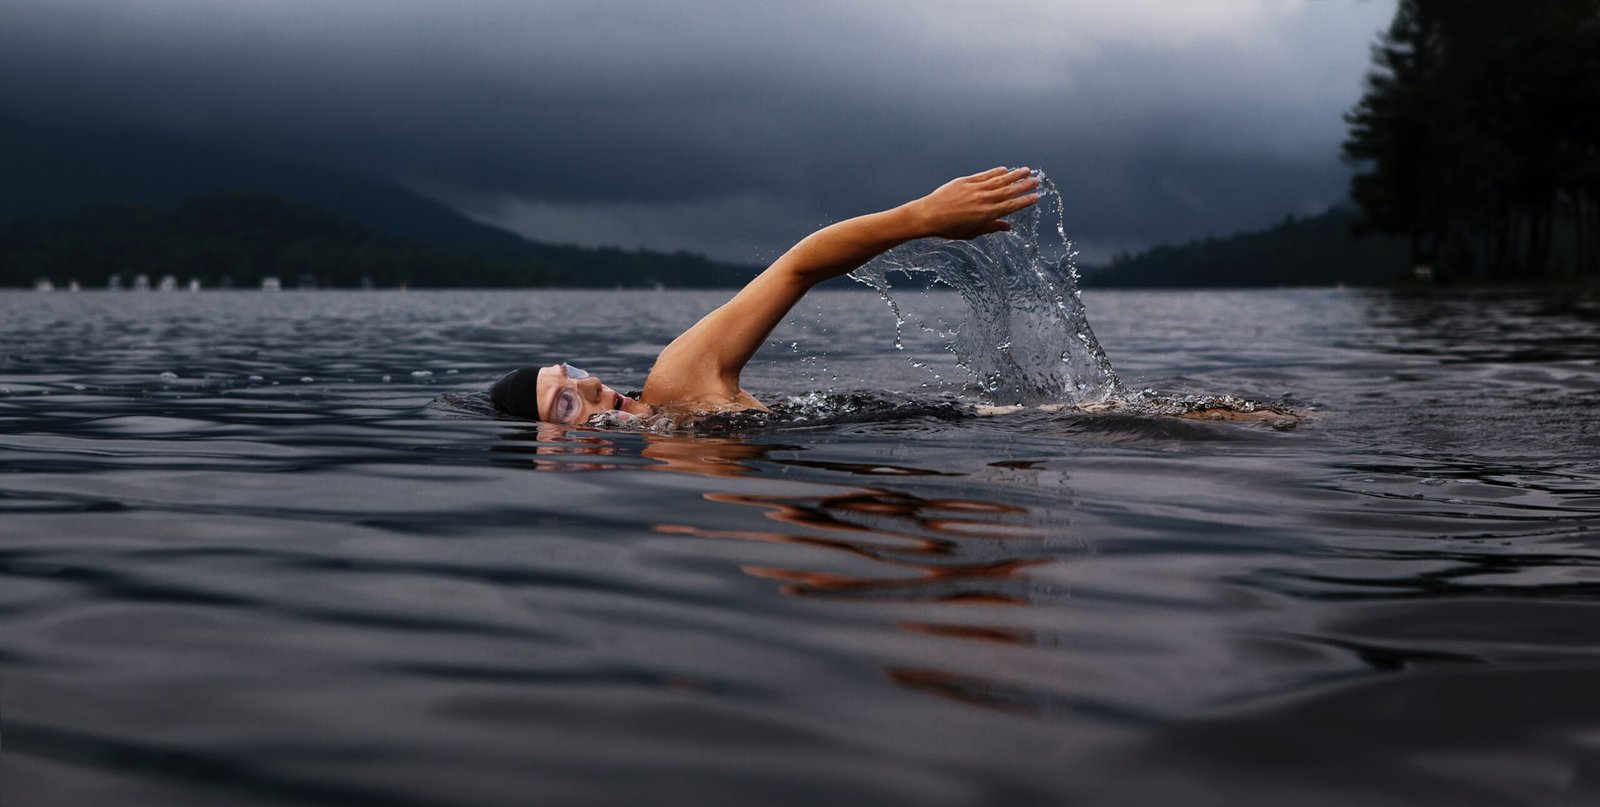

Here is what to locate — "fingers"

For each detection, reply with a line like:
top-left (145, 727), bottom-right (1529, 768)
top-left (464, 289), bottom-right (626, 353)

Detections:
top-left (986, 176), bottom-right (1040, 202)
top-left (967, 165), bottom-right (1032, 185)
top-left (979, 166), bottom-right (1032, 188)
top-left (997, 192), bottom-right (1041, 215)
top-left (1013, 174), bottom-right (1041, 192)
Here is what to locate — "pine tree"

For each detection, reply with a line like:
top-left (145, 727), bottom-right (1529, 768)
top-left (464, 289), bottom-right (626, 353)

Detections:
top-left (1344, 0), bottom-right (1600, 279)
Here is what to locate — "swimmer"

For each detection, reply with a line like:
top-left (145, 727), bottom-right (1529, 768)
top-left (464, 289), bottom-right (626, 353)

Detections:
top-left (490, 166), bottom-right (1042, 424)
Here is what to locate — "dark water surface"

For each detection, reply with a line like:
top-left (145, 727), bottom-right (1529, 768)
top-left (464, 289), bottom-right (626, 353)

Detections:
top-left (3, 288), bottom-right (1599, 806)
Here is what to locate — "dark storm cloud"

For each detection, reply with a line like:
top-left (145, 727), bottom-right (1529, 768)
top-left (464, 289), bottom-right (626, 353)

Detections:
top-left (0, 1), bottom-right (1396, 261)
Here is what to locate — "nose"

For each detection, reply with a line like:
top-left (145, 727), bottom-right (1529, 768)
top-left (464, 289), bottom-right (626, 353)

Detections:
top-left (575, 376), bottom-right (604, 401)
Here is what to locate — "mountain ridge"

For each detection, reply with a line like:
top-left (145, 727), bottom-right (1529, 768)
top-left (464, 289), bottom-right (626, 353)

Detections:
top-left (0, 113), bottom-right (759, 287)
top-left (0, 191), bottom-right (567, 289)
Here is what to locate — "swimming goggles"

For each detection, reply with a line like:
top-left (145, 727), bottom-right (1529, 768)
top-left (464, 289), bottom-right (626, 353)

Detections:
top-left (547, 363), bottom-right (591, 424)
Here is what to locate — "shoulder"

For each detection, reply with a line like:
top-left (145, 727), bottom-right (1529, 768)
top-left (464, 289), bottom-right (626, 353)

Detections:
top-left (641, 344), bottom-right (717, 406)
top-left (641, 362), bottom-right (767, 414)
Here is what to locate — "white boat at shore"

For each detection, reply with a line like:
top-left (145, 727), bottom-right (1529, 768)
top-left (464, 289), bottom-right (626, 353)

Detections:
top-left (261, 277), bottom-right (282, 291)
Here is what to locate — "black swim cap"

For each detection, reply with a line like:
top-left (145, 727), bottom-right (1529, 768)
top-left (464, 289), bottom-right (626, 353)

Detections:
top-left (489, 366), bottom-right (543, 420)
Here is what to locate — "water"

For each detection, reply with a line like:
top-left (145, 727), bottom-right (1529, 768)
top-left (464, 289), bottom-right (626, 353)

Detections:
top-left (851, 171), bottom-right (1123, 405)
top-left (3, 286), bottom-right (1599, 806)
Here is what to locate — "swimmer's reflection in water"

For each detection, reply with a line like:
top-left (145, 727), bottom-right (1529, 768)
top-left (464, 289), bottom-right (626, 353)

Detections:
top-left (509, 426), bottom-right (1072, 712)
top-left (684, 478), bottom-right (1084, 715)
top-left (501, 422), bottom-right (784, 476)
top-left (488, 167), bottom-right (1043, 426)
top-left (510, 428), bottom-right (1051, 604)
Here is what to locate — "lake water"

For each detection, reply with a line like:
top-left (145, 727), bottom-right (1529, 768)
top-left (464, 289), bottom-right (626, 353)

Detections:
top-left (2, 287), bottom-right (1599, 806)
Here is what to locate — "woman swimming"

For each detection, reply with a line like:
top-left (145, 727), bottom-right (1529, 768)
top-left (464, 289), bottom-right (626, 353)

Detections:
top-left (489, 167), bottom-right (1042, 424)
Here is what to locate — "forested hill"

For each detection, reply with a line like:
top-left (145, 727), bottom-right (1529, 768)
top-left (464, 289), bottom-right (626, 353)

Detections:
top-left (1082, 207), bottom-right (1411, 288)
top-left (0, 192), bottom-right (570, 289)
top-left (0, 114), bottom-right (759, 287)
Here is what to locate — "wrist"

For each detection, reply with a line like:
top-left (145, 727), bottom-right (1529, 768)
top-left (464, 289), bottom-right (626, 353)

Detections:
top-left (892, 199), bottom-right (934, 240)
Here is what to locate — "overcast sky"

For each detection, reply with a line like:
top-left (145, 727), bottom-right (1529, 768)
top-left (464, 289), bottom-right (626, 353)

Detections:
top-left (1, 0), bottom-right (1397, 263)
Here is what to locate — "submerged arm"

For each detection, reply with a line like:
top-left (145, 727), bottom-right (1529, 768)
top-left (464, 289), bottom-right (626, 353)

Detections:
top-left (643, 167), bottom-right (1041, 403)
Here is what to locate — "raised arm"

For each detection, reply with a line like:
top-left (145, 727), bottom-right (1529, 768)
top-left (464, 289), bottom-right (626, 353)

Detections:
top-left (641, 167), bottom-right (1041, 407)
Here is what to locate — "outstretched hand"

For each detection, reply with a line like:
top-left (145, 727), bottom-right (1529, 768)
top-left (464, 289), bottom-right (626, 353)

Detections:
top-left (904, 166), bottom-right (1042, 241)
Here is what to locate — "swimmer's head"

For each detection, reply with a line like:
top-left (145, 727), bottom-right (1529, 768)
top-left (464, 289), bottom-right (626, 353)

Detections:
top-left (489, 363), bottom-right (650, 424)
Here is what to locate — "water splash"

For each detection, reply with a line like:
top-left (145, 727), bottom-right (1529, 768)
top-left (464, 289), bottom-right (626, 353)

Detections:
top-left (850, 170), bottom-right (1122, 405)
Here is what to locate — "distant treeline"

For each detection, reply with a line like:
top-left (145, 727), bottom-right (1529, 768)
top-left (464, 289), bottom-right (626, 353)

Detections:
top-left (0, 192), bottom-right (565, 288)
top-left (1345, 0), bottom-right (1600, 279)
top-left (1086, 207), bottom-right (1409, 288)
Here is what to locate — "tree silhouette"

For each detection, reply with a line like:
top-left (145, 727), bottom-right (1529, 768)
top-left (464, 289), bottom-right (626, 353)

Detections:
top-left (1344, 0), bottom-right (1600, 279)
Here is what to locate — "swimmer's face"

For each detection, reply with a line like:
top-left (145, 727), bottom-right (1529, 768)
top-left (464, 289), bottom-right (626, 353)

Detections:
top-left (536, 363), bottom-right (650, 424)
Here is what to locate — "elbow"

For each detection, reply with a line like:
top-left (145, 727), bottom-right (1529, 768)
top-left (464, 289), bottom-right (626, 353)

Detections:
top-left (766, 255), bottom-right (829, 291)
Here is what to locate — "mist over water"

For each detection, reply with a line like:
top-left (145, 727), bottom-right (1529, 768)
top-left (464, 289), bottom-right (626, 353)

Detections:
top-left (851, 171), bottom-right (1123, 405)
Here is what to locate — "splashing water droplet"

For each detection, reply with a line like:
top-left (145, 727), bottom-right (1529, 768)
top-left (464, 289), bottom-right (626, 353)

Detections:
top-left (851, 170), bottom-right (1121, 406)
